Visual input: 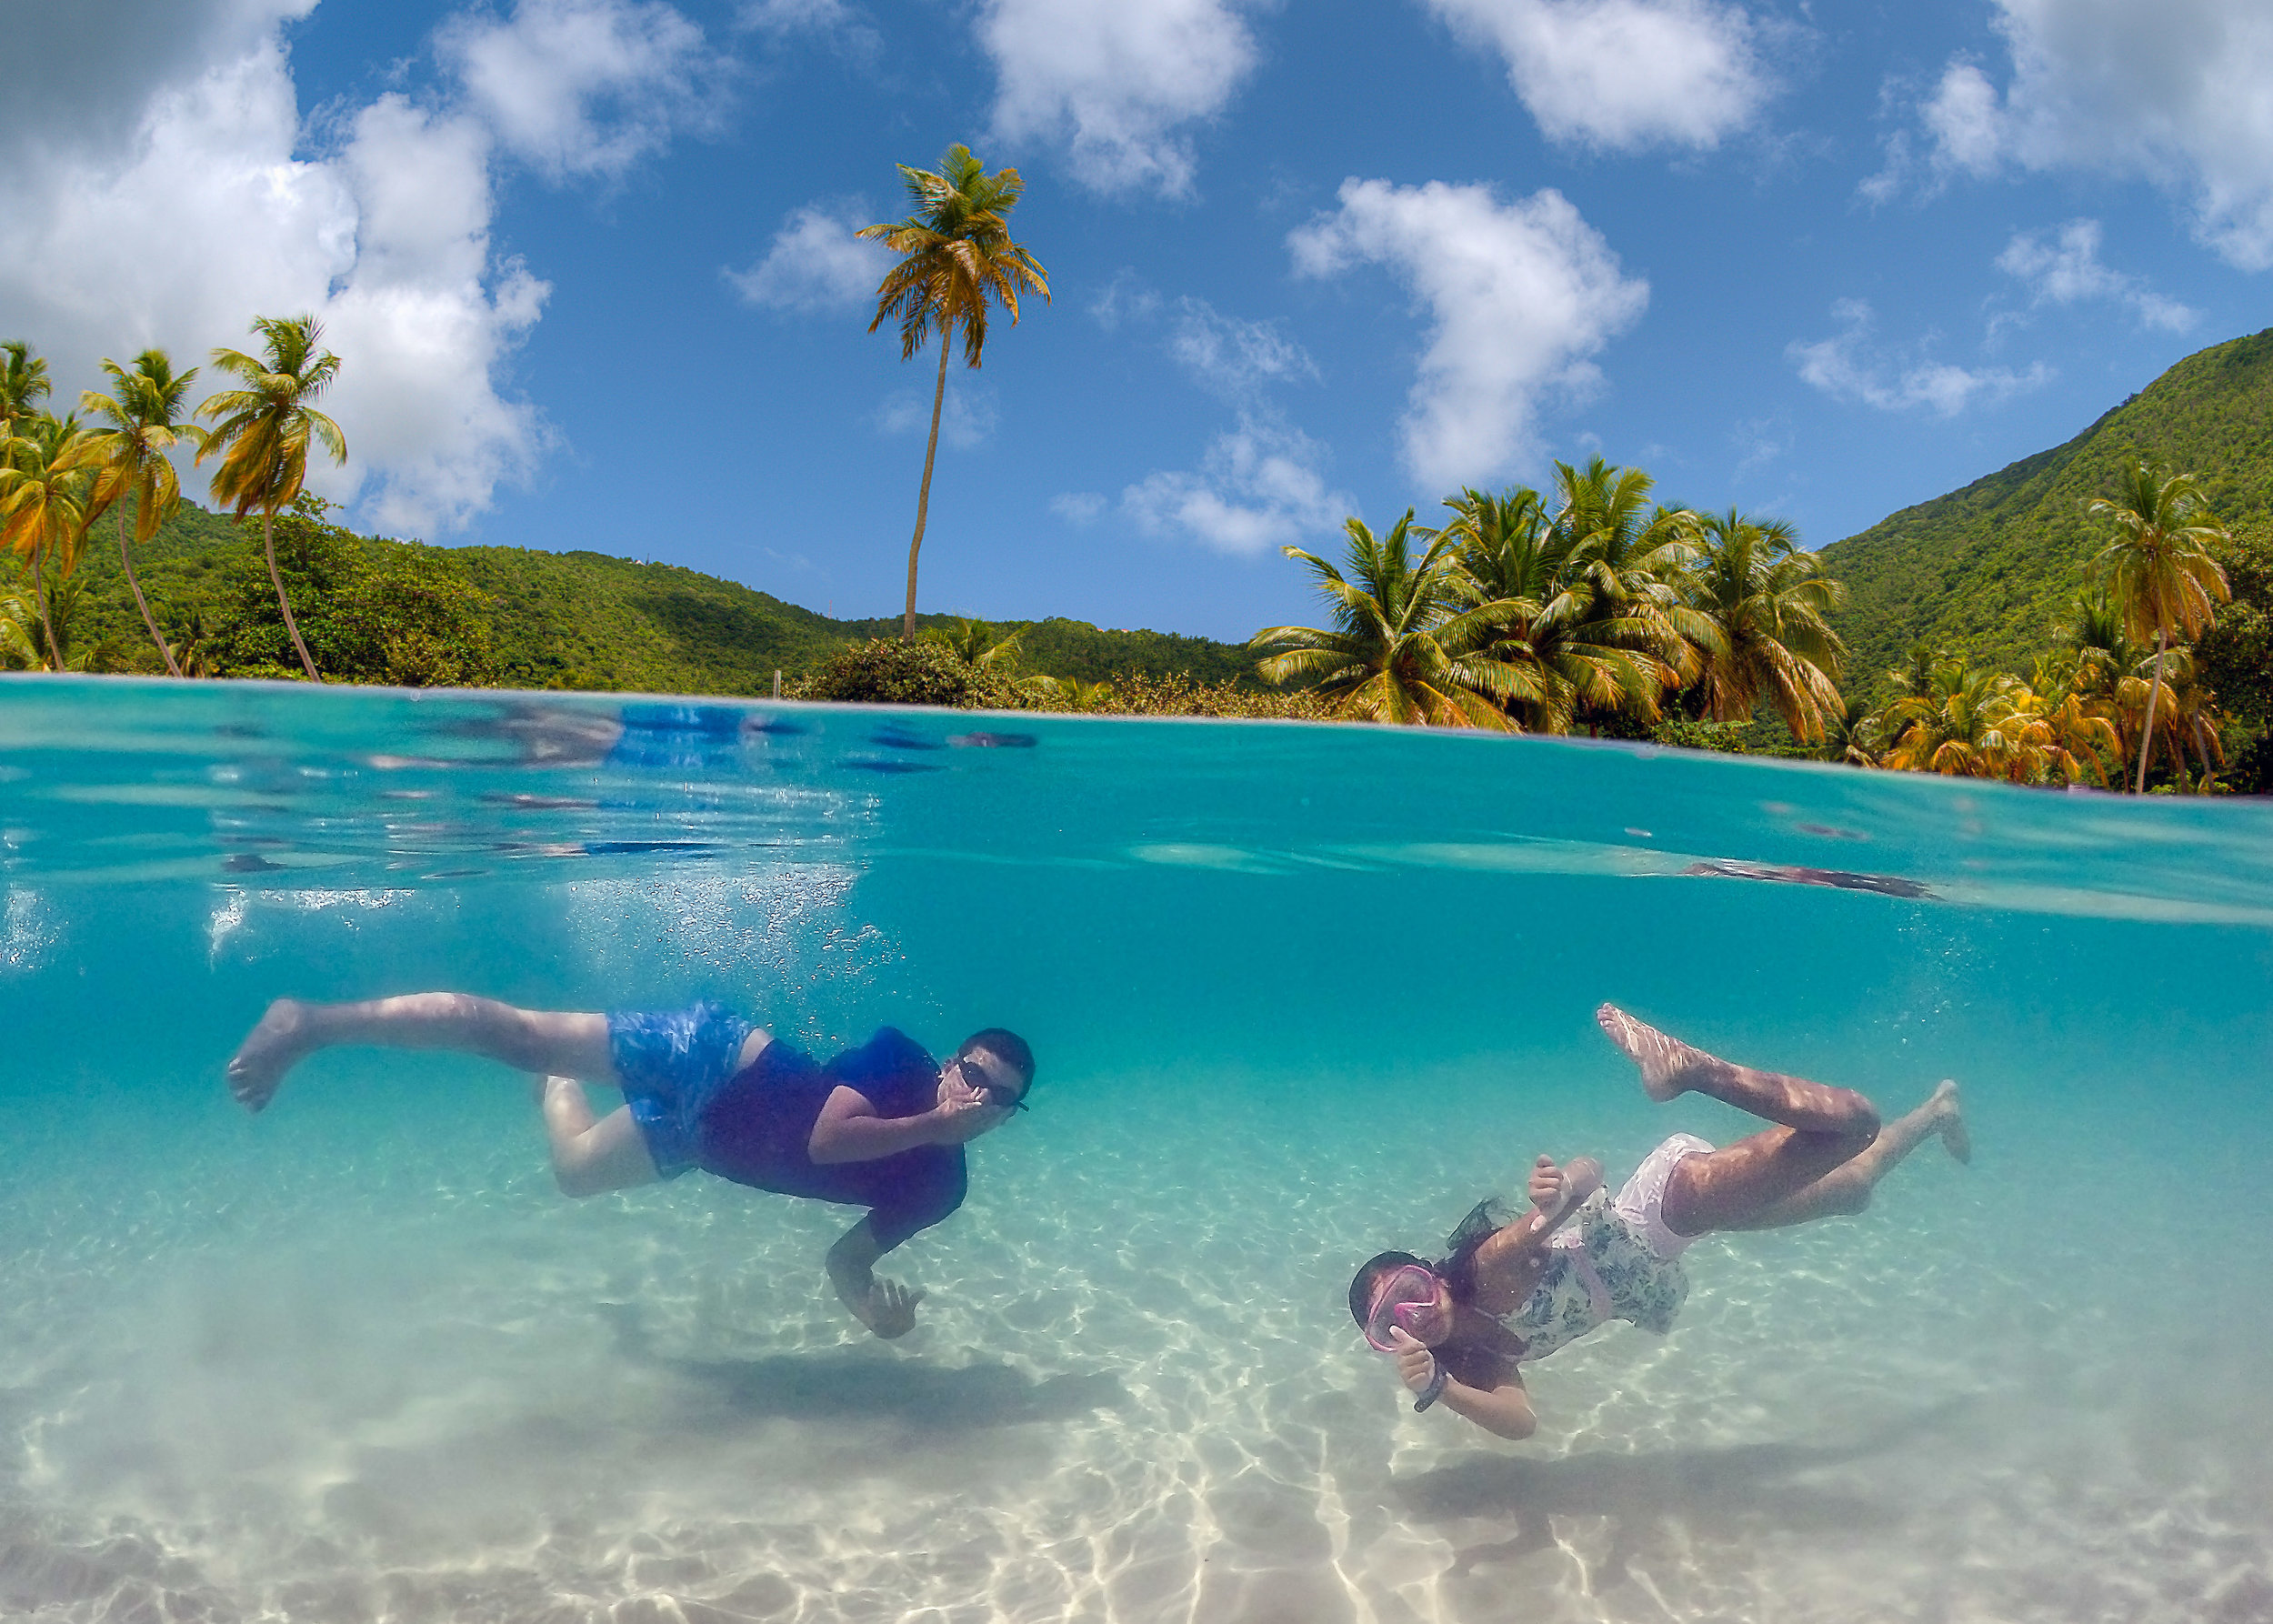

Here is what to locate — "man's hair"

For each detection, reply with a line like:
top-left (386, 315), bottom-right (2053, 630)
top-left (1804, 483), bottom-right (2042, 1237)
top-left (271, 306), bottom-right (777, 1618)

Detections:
top-left (1347, 1250), bottom-right (1432, 1329)
top-left (958, 1028), bottom-right (1035, 1093)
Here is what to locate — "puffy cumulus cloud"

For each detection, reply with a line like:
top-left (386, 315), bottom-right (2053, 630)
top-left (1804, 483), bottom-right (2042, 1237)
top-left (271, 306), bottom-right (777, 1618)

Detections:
top-left (1895, 0), bottom-right (2273, 269)
top-left (1422, 0), bottom-right (1771, 150)
top-left (1788, 299), bottom-right (2050, 416)
top-left (1288, 177), bottom-right (1648, 491)
top-left (977, 0), bottom-right (1262, 195)
top-left (1996, 219), bottom-right (2198, 332)
top-left (436, 0), bottom-right (728, 183)
top-left (1166, 298), bottom-right (1316, 398)
top-left (0, 0), bottom-right (716, 536)
top-left (726, 201), bottom-right (892, 312)
top-left (1122, 414), bottom-right (1350, 556)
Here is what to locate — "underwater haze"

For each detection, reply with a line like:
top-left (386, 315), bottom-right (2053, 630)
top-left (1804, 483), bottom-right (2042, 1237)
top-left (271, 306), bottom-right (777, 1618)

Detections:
top-left (3, 677), bottom-right (2271, 1624)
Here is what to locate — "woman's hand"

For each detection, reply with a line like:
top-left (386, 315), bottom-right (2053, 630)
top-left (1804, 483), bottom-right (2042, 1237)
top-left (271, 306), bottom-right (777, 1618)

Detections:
top-left (1387, 1328), bottom-right (1440, 1397)
top-left (1527, 1153), bottom-right (1567, 1213)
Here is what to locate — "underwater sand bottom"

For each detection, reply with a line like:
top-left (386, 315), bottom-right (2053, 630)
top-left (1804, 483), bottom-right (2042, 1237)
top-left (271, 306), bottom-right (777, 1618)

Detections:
top-left (1, 1074), bottom-right (2269, 1624)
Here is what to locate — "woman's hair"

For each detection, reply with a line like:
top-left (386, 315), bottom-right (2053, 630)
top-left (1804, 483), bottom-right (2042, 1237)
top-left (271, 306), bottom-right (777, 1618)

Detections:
top-left (1347, 1250), bottom-right (1431, 1328)
top-left (1436, 1197), bottom-right (1519, 1304)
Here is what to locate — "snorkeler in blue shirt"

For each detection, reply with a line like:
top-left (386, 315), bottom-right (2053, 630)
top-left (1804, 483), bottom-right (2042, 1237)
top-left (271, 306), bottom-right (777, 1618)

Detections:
top-left (226, 994), bottom-right (1034, 1339)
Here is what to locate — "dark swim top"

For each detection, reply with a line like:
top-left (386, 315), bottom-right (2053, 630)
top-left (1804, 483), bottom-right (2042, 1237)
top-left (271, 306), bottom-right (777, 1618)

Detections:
top-left (696, 1027), bottom-right (967, 1252)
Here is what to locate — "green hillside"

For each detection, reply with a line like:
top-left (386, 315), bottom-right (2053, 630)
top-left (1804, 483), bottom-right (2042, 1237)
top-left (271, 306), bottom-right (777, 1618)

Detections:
top-left (1824, 327), bottom-right (2273, 698)
top-left (51, 504), bottom-right (1260, 693)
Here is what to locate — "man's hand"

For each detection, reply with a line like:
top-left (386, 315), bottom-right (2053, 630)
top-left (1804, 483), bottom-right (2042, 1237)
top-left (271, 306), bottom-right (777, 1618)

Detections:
top-left (1387, 1327), bottom-right (1439, 1398)
top-left (927, 1088), bottom-right (1009, 1146)
top-left (866, 1276), bottom-right (926, 1338)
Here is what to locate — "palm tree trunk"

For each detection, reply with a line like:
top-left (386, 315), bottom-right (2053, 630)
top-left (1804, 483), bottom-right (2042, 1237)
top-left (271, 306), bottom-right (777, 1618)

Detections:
top-left (32, 536), bottom-right (58, 671)
top-left (264, 507), bottom-right (320, 680)
top-left (901, 337), bottom-right (951, 643)
top-left (120, 506), bottom-right (182, 677)
top-left (2134, 627), bottom-right (2168, 794)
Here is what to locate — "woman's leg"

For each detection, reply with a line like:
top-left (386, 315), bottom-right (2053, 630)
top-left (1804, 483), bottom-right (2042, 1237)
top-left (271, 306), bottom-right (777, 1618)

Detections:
top-left (1717, 1081), bottom-right (1968, 1229)
top-left (227, 993), bottom-right (616, 1112)
top-left (1596, 1004), bottom-right (1881, 1237)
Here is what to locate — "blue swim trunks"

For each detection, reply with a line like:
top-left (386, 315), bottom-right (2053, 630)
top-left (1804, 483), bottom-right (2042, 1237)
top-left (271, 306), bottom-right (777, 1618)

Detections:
top-left (607, 1001), bottom-right (754, 1178)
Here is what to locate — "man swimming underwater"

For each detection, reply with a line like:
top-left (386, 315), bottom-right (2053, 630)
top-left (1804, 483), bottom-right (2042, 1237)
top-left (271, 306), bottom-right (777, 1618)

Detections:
top-left (228, 995), bottom-right (1034, 1338)
top-left (1349, 1004), bottom-right (1968, 1438)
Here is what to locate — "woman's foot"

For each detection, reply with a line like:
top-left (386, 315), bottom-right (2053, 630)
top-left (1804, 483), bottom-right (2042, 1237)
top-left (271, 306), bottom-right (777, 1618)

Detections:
top-left (226, 998), bottom-right (313, 1113)
top-left (1930, 1079), bottom-right (1971, 1165)
top-left (1595, 1004), bottom-right (1707, 1102)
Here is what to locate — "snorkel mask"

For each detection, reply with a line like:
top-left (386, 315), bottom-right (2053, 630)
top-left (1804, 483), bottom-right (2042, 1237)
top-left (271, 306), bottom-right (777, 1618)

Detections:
top-left (1361, 1264), bottom-right (1453, 1411)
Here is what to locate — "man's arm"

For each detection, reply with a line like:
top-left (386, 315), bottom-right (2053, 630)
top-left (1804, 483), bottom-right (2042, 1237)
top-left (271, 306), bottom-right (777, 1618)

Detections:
top-left (806, 1084), bottom-right (1001, 1164)
top-left (825, 1217), bottom-right (926, 1338)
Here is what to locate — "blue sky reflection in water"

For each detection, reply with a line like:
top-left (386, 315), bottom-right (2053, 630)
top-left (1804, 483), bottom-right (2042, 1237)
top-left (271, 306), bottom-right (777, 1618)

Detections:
top-left (4, 677), bottom-right (2273, 1622)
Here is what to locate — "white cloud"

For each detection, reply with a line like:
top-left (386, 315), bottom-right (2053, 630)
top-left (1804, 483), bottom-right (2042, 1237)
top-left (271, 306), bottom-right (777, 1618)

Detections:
top-left (1995, 219), bottom-right (2198, 332)
top-left (1898, 0), bottom-right (2273, 269)
top-left (727, 201), bottom-right (891, 312)
top-left (1167, 298), bottom-right (1315, 397)
top-left (1122, 414), bottom-right (1349, 555)
top-left (1422, 0), bottom-right (1771, 150)
top-left (1288, 176), bottom-right (1648, 492)
top-left (437, 0), bottom-right (726, 183)
top-left (877, 382), bottom-right (998, 449)
top-left (1050, 491), bottom-right (1106, 524)
top-left (0, 0), bottom-right (716, 537)
top-left (977, 0), bottom-right (1262, 195)
top-left (1788, 299), bottom-right (2050, 416)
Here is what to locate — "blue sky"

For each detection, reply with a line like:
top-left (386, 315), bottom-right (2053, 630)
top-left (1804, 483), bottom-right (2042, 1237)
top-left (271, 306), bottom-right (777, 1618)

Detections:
top-left (1, 0), bottom-right (2268, 642)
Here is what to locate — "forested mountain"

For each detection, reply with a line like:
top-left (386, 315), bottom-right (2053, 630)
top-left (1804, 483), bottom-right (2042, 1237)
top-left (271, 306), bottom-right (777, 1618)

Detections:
top-left (1824, 327), bottom-right (2273, 698)
top-left (55, 502), bottom-right (1258, 693)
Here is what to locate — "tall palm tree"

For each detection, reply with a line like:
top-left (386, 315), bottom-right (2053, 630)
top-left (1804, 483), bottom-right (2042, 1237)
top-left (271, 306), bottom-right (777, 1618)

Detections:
top-left (1438, 485), bottom-right (1659, 731)
top-left (196, 314), bottom-right (346, 682)
top-left (2088, 459), bottom-right (2229, 792)
top-left (1681, 508), bottom-right (1847, 741)
top-left (61, 349), bottom-right (206, 676)
top-left (0, 412), bottom-right (96, 668)
top-left (1252, 511), bottom-right (1526, 727)
top-left (1879, 657), bottom-right (2061, 782)
top-left (860, 145), bottom-right (1048, 643)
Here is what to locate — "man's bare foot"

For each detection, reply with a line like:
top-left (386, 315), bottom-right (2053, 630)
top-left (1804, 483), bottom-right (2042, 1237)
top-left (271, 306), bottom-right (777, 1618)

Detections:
top-left (226, 998), bottom-right (314, 1113)
top-left (1930, 1079), bottom-right (1970, 1165)
top-left (1595, 1003), bottom-right (1705, 1102)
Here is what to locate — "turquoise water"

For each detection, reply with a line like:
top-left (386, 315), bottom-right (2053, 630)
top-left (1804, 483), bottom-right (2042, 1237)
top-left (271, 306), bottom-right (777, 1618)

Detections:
top-left (4, 676), bottom-right (2271, 1623)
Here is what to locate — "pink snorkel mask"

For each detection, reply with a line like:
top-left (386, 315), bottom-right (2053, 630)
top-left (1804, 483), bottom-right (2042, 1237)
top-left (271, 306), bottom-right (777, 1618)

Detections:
top-left (1361, 1264), bottom-right (1441, 1354)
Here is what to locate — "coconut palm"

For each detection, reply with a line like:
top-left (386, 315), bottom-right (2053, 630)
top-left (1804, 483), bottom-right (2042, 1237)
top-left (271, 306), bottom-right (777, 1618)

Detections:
top-left (0, 412), bottom-right (96, 667)
top-left (2088, 460), bottom-right (2229, 792)
top-left (60, 349), bottom-right (206, 676)
top-left (923, 617), bottom-right (1028, 669)
top-left (196, 314), bottom-right (346, 681)
top-left (1813, 694), bottom-right (1878, 767)
top-left (1879, 657), bottom-right (2057, 782)
top-left (1544, 458), bottom-right (1711, 727)
top-left (0, 340), bottom-right (49, 440)
top-left (1252, 511), bottom-right (1527, 728)
top-left (1681, 508), bottom-right (1847, 742)
top-left (860, 145), bottom-right (1048, 643)
top-left (1437, 485), bottom-right (1660, 731)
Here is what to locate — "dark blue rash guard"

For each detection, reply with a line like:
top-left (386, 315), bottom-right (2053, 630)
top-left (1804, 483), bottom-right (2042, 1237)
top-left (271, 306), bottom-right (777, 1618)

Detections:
top-left (695, 1027), bottom-right (967, 1252)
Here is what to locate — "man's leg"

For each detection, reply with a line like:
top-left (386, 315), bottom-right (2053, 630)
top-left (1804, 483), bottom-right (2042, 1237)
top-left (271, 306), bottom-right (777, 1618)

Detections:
top-left (1717, 1081), bottom-right (1968, 1229)
top-left (1596, 1004), bottom-right (1882, 1237)
top-left (536, 1078), bottom-right (661, 1197)
top-left (228, 993), bottom-right (615, 1112)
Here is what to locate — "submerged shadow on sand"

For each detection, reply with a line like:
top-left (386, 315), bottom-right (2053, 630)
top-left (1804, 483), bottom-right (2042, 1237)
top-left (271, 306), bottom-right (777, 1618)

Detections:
top-left (599, 1300), bottom-right (1126, 1433)
top-left (1397, 1401), bottom-right (1972, 1584)
top-left (661, 1349), bottom-right (1128, 1432)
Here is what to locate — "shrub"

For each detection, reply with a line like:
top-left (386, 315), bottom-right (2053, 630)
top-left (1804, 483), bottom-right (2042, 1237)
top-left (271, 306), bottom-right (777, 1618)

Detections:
top-left (791, 637), bottom-right (1030, 708)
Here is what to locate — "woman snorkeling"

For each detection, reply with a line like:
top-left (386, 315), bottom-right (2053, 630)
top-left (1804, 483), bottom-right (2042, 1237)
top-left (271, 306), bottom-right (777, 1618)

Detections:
top-left (1349, 1004), bottom-right (1969, 1439)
